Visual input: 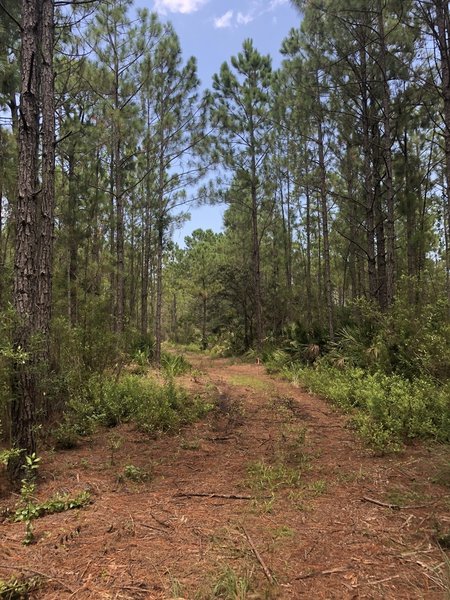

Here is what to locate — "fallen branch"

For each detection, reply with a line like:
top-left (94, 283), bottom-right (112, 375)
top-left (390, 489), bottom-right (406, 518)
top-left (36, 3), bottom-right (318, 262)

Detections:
top-left (362, 497), bottom-right (401, 510)
top-left (241, 526), bottom-right (274, 584)
top-left (362, 496), bottom-right (437, 510)
top-left (295, 566), bottom-right (349, 580)
top-left (140, 523), bottom-right (169, 534)
top-left (367, 575), bottom-right (400, 586)
top-left (174, 492), bottom-right (269, 500)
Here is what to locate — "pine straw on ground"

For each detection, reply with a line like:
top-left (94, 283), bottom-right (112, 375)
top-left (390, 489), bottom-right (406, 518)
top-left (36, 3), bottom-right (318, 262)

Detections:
top-left (1, 355), bottom-right (449, 599)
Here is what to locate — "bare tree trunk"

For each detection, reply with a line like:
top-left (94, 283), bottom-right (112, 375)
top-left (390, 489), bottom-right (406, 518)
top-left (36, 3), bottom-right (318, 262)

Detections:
top-left (154, 219), bottom-right (163, 365)
top-left (129, 197), bottom-right (136, 326)
top-left (115, 136), bottom-right (125, 333)
top-left (360, 45), bottom-right (377, 301)
top-left (345, 143), bottom-right (359, 300)
top-left (377, 1), bottom-right (395, 307)
top-left (201, 283), bottom-right (207, 351)
top-left (305, 184), bottom-right (312, 324)
top-left (251, 189), bottom-right (263, 351)
top-left (141, 203), bottom-right (151, 337)
top-left (249, 123), bottom-right (263, 351)
top-left (373, 123), bottom-right (387, 310)
top-left (36, 0), bottom-right (55, 343)
top-left (436, 0), bottom-right (450, 311)
top-left (9, 0), bottom-right (42, 479)
top-left (317, 117), bottom-right (334, 340)
top-left (67, 151), bottom-right (78, 326)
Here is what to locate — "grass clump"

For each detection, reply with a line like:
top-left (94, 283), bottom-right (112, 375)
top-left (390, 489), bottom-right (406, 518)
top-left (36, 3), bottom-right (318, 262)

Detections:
top-left (246, 460), bottom-right (302, 493)
top-left (228, 375), bottom-right (271, 391)
top-left (210, 565), bottom-right (254, 599)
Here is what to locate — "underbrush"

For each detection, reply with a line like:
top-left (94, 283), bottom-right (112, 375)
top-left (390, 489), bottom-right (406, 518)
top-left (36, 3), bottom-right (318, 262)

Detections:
top-left (264, 299), bottom-right (450, 453)
top-left (54, 373), bottom-right (212, 448)
top-left (281, 363), bottom-right (450, 453)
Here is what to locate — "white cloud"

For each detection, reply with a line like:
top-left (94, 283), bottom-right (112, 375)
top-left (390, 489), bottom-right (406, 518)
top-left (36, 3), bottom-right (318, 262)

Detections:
top-left (214, 10), bottom-right (234, 28)
top-left (236, 11), bottom-right (254, 25)
top-left (212, 0), bottom-right (288, 30)
top-left (154, 0), bottom-right (207, 14)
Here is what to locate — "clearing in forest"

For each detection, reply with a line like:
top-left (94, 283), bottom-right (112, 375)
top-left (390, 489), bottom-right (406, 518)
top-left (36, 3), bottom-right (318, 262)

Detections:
top-left (1, 354), bottom-right (449, 599)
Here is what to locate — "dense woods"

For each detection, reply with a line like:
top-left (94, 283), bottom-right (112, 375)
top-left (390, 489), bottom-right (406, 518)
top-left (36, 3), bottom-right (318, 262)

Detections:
top-left (1, 0), bottom-right (450, 475)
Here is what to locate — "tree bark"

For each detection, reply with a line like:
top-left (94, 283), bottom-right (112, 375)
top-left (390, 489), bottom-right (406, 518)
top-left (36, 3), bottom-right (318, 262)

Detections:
top-left (435, 0), bottom-right (450, 311)
top-left (317, 116), bottom-right (334, 340)
top-left (9, 0), bottom-right (42, 479)
top-left (250, 122), bottom-right (263, 352)
top-left (377, 1), bottom-right (395, 308)
top-left (154, 218), bottom-right (163, 365)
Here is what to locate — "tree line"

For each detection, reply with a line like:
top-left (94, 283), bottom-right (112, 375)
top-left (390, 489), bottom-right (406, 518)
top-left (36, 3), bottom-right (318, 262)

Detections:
top-left (1, 0), bottom-right (449, 477)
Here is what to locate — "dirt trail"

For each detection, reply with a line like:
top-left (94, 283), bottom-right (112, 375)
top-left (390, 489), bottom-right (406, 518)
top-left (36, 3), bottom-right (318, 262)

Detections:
top-left (1, 355), bottom-right (449, 599)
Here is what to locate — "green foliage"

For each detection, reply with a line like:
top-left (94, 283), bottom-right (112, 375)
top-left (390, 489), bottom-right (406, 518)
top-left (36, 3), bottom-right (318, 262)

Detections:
top-left (246, 460), bottom-right (302, 493)
top-left (59, 372), bottom-right (212, 440)
top-left (0, 448), bottom-right (21, 467)
top-left (0, 575), bottom-right (41, 599)
top-left (283, 363), bottom-right (450, 452)
top-left (122, 464), bottom-right (152, 482)
top-left (53, 422), bottom-right (79, 450)
top-left (160, 353), bottom-right (191, 378)
top-left (211, 566), bottom-right (253, 600)
top-left (15, 454), bottom-right (40, 545)
top-left (13, 490), bottom-right (91, 524)
top-left (327, 299), bottom-right (450, 381)
top-left (10, 452), bottom-right (90, 545)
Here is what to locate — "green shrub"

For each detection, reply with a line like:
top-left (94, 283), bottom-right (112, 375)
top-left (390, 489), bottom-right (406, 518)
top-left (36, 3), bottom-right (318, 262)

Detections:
top-left (122, 464), bottom-right (152, 482)
top-left (59, 372), bottom-right (212, 441)
top-left (160, 353), bottom-right (191, 377)
top-left (283, 363), bottom-right (450, 452)
top-left (53, 421), bottom-right (79, 449)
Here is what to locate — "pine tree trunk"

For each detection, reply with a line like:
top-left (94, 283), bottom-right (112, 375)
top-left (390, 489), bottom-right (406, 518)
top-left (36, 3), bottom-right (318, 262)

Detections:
top-left (251, 187), bottom-right (263, 351)
top-left (67, 151), bottom-right (78, 326)
top-left (9, 0), bottom-right (41, 479)
top-left (436, 0), bottom-right (450, 311)
top-left (154, 220), bottom-right (163, 365)
top-left (317, 117), bottom-right (334, 340)
top-left (305, 184), bottom-right (312, 324)
top-left (35, 0), bottom-right (55, 346)
top-left (360, 45), bottom-right (377, 301)
top-left (115, 136), bottom-right (125, 333)
top-left (141, 203), bottom-right (151, 337)
top-left (377, 1), bottom-right (395, 307)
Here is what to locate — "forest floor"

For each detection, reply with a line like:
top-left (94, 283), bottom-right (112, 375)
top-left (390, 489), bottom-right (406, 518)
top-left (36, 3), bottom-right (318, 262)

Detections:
top-left (1, 354), bottom-right (450, 599)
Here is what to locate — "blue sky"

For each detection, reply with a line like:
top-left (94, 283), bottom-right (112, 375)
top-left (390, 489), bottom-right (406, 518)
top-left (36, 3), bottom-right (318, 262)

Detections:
top-left (134, 0), bottom-right (301, 244)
